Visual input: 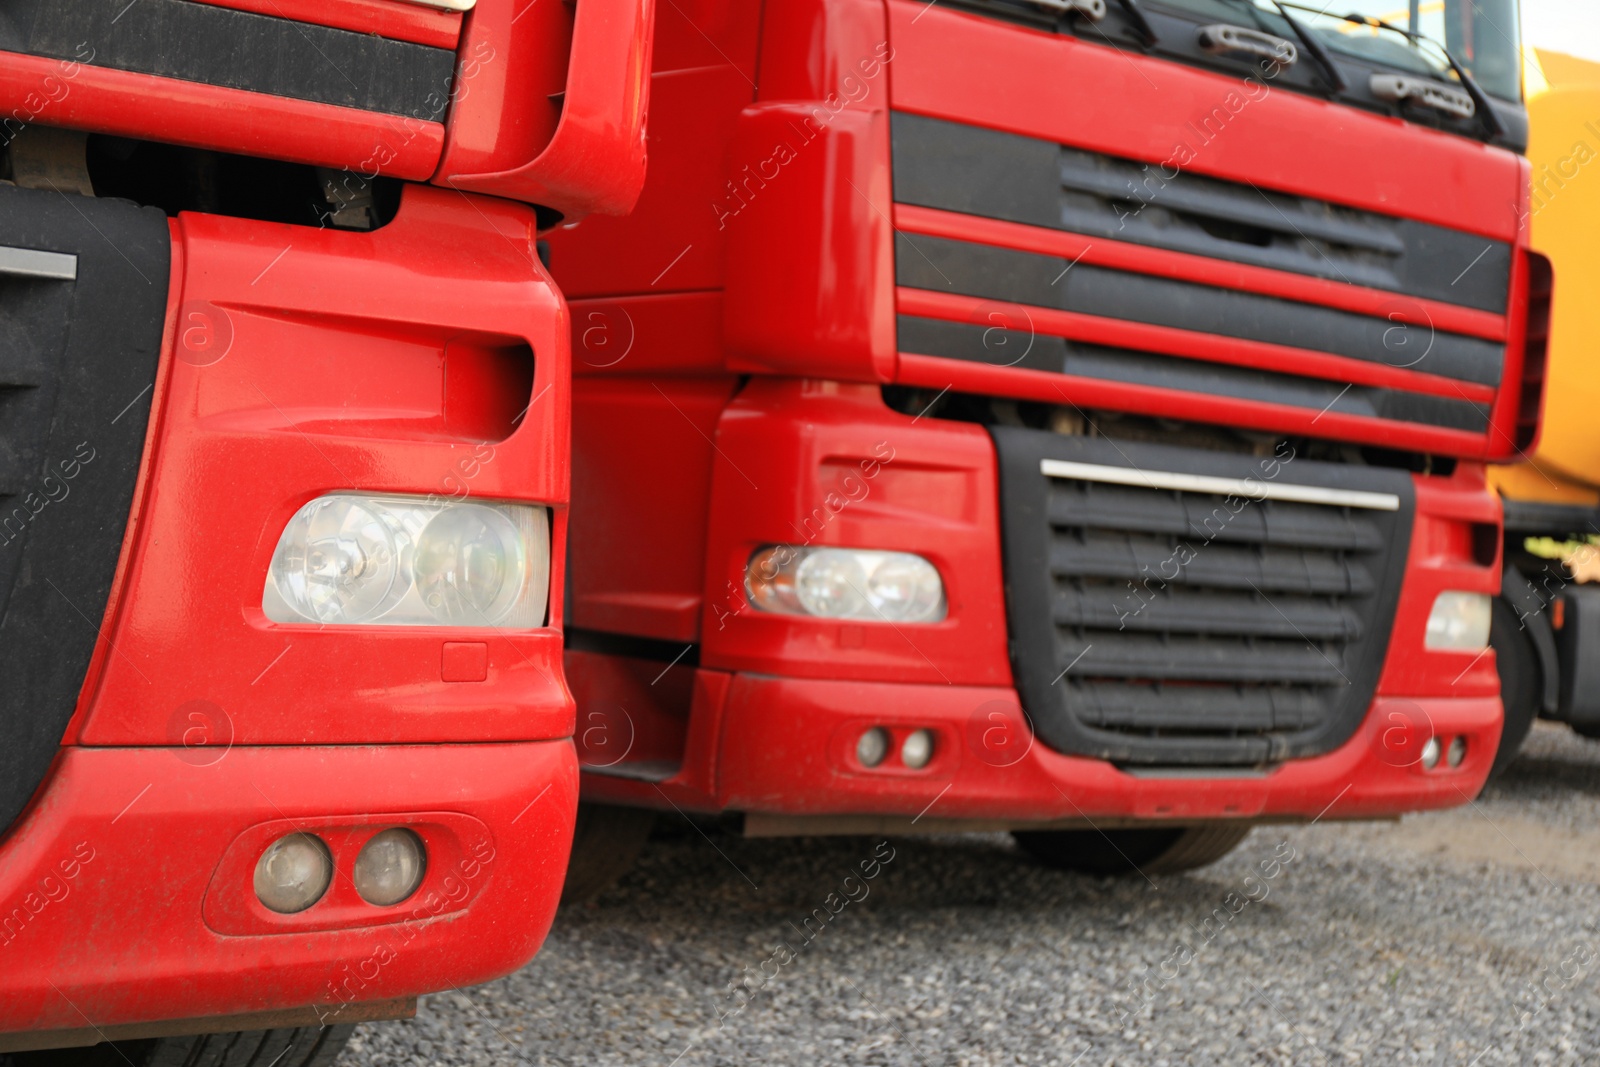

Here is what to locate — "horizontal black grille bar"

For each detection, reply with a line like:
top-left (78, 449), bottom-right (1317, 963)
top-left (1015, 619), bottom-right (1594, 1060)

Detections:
top-left (1054, 584), bottom-right (1364, 640)
top-left (7, 0), bottom-right (456, 118)
top-left (1044, 479), bottom-right (1386, 551)
top-left (896, 232), bottom-right (1505, 386)
top-left (897, 316), bottom-right (1491, 434)
top-left (1058, 631), bottom-right (1352, 685)
top-left (995, 428), bottom-right (1412, 766)
top-left (892, 111), bottom-right (1511, 314)
top-left (1069, 681), bottom-right (1329, 733)
top-left (1049, 532), bottom-right (1375, 596)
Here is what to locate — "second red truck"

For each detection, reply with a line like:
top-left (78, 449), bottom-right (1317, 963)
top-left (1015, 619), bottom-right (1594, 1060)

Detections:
top-left (549, 0), bottom-right (1537, 876)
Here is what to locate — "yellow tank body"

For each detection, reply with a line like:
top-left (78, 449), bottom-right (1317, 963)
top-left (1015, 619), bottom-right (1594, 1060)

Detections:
top-left (1487, 48), bottom-right (1600, 506)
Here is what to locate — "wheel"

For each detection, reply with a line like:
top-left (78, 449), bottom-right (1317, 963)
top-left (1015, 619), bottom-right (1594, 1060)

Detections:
top-left (3, 1025), bottom-right (353, 1067)
top-left (1013, 823), bottom-right (1251, 875)
top-left (559, 803), bottom-right (656, 905)
top-left (1489, 597), bottom-right (1540, 779)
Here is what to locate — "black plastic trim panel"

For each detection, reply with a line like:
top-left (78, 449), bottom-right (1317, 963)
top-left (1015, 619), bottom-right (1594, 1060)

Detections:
top-left (895, 231), bottom-right (1505, 387)
top-left (0, 185), bottom-right (166, 838)
top-left (892, 111), bottom-right (1513, 314)
top-left (0, 0), bottom-right (455, 118)
top-left (992, 426), bottom-right (1414, 766)
top-left (899, 316), bottom-right (1490, 433)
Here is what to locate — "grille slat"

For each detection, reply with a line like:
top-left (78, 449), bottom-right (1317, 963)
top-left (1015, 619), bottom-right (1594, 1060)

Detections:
top-left (1070, 682), bottom-right (1328, 732)
top-left (995, 429), bottom-right (1412, 767)
top-left (1046, 482), bottom-right (1384, 551)
top-left (1054, 584), bottom-right (1364, 641)
top-left (1057, 632), bottom-right (1351, 685)
top-left (1048, 534), bottom-right (1374, 597)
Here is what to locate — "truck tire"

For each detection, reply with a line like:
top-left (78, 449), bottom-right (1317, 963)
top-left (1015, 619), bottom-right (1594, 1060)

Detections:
top-left (1013, 824), bottom-right (1251, 875)
top-left (1489, 597), bottom-right (1539, 779)
top-left (559, 803), bottom-right (656, 905)
top-left (4, 1025), bottom-right (353, 1067)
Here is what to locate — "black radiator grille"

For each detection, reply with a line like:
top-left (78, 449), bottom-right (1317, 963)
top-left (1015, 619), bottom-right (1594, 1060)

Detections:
top-left (994, 427), bottom-right (1413, 766)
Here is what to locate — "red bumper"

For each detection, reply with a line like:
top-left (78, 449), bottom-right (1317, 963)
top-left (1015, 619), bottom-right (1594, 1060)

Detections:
top-left (0, 742), bottom-right (575, 1034)
top-left (581, 670), bottom-right (1498, 823)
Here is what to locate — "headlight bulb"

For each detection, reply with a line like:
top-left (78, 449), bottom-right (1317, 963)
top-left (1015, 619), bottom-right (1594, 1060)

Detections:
top-left (270, 497), bottom-right (408, 624)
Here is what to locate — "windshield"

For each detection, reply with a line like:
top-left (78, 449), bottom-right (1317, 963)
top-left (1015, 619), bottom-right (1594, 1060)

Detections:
top-left (1152, 0), bottom-right (1523, 101)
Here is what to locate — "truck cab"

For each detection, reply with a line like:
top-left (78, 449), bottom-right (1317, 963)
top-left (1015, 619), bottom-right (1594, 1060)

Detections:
top-left (0, 0), bottom-right (651, 1058)
top-left (547, 0), bottom-right (1537, 881)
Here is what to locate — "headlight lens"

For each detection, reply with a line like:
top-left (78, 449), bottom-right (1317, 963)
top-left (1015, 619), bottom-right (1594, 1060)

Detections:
top-left (746, 546), bottom-right (946, 623)
top-left (264, 494), bottom-right (548, 627)
top-left (1424, 591), bottom-right (1491, 651)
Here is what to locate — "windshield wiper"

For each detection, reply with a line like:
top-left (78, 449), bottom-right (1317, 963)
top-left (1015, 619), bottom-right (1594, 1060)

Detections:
top-left (1343, 12), bottom-right (1503, 139)
top-left (1269, 1), bottom-right (1344, 91)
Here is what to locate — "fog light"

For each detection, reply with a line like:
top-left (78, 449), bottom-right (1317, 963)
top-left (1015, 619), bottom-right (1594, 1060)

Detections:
top-left (1447, 736), bottom-right (1467, 768)
top-left (254, 833), bottom-right (332, 914)
top-left (857, 727), bottom-right (890, 768)
top-left (745, 546), bottom-right (945, 623)
top-left (901, 729), bottom-right (934, 769)
top-left (353, 828), bottom-right (426, 906)
top-left (1421, 736), bottom-right (1442, 770)
top-left (1424, 591), bottom-right (1491, 651)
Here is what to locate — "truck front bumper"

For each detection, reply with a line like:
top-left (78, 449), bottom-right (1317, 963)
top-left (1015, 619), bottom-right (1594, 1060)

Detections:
top-left (582, 671), bottom-right (1498, 828)
top-left (0, 741), bottom-right (575, 1037)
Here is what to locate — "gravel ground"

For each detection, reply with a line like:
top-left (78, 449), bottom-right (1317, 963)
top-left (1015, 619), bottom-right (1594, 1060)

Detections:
top-left (345, 722), bottom-right (1600, 1066)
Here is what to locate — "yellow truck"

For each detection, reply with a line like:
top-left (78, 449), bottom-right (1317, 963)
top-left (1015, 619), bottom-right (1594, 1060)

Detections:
top-left (1487, 47), bottom-right (1600, 773)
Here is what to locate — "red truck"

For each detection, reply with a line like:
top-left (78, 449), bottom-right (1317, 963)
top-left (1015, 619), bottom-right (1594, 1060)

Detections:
top-left (549, 0), bottom-right (1538, 886)
top-left (0, 0), bottom-right (651, 1060)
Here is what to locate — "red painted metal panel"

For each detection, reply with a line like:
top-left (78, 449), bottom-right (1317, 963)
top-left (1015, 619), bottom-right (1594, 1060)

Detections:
top-left (0, 742), bottom-right (576, 1032)
top-left (438, 0), bottom-right (657, 218)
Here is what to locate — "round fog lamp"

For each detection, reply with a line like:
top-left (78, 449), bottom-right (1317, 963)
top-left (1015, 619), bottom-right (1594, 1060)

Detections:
top-left (1446, 736), bottom-right (1467, 768)
top-left (857, 727), bottom-right (890, 768)
top-left (353, 827), bottom-right (426, 906)
top-left (254, 833), bottom-right (332, 914)
top-left (1420, 736), bottom-right (1442, 770)
top-left (901, 729), bottom-right (934, 769)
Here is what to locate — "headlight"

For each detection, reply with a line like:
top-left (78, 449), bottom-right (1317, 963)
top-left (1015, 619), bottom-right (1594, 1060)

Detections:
top-left (264, 494), bottom-right (549, 627)
top-left (1424, 591), bottom-right (1491, 651)
top-left (745, 546), bottom-right (946, 623)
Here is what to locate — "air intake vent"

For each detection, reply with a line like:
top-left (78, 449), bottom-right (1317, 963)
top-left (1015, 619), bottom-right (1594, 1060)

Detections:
top-left (993, 427), bottom-right (1413, 766)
